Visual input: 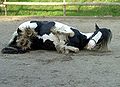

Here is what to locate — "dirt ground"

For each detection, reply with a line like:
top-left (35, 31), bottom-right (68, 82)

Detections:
top-left (0, 16), bottom-right (120, 87)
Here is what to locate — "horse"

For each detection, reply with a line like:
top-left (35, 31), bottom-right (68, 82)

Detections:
top-left (84, 24), bottom-right (112, 51)
top-left (1, 21), bottom-right (112, 54)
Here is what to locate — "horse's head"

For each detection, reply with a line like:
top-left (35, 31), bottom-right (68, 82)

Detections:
top-left (87, 24), bottom-right (112, 51)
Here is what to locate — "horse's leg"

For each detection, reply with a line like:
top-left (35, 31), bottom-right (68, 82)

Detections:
top-left (55, 44), bottom-right (66, 53)
top-left (51, 26), bottom-right (75, 38)
top-left (53, 33), bottom-right (68, 53)
top-left (55, 44), bottom-right (79, 54)
top-left (64, 46), bottom-right (79, 53)
top-left (51, 27), bottom-right (79, 53)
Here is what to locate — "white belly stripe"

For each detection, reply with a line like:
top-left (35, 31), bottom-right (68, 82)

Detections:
top-left (37, 33), bottom-right (59, 45)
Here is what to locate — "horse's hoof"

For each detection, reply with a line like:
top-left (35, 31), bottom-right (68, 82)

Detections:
top-left (74, 48), bottom-right (79, 53)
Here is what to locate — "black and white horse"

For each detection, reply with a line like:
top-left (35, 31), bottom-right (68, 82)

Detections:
top-left (1, 21), bottom-right (112, 54)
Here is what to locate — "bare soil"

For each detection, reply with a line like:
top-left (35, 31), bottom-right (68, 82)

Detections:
top-left (0, 17), bottom-right (120, 87)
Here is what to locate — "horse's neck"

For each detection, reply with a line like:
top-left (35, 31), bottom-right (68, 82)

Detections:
top-left (80, 32), bottom-right (94, 39)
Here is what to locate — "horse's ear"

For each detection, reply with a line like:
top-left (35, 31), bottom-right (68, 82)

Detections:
top-left (95, 23), bottom-right (99, 30)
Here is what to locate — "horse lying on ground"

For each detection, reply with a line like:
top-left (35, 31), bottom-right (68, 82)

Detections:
top-left (1, 21), bottom-right (112, 54)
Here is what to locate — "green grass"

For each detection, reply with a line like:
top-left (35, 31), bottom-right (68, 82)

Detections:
top-left (0, 0), bottom-right (120, 16)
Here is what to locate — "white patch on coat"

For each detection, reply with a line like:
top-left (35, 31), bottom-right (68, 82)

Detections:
top-left (54, 22), bottom-right (74, 37)
top-left (87, 40), bottom-right (96, 50)
top-left (80, 32), bottom-right (93, 39)
top-left (18, 21), bottom-right (38, 31)
top-left (87, 31), bottom-right (102, 50)
top-left (92, 31), bottom-right (102, 43)
top-left (37, 33), bottom-right (59, 46)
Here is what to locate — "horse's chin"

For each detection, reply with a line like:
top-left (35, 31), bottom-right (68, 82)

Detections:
top-left (1, 47), bottom-right (27, 54)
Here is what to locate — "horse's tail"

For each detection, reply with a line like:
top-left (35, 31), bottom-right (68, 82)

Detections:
top-left (107, 29), bottom-right (112, 44)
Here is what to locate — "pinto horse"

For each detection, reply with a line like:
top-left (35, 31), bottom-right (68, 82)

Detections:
top-left (1, 21), bottom-right (112, 54)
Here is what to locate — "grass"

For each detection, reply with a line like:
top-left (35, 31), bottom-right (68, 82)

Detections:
top-left (0, 0), bottom-right (120, 16)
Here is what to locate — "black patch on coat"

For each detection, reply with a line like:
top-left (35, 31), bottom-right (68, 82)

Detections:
top-left (8, 36), bottom-right (17, 48)
top-left (67, 28), bottom-right (89, 50)
top-left (30, 37), bottom-right (44, 50)
top-left (30, 37), bottom-right (56, 50)
top-left (97, 28), bottom-right (112, 44)
top-left (30, 21), bottom-right (55, 36)
top-left (42, 40), bottom-right (56, 50)
top-left (17, 28), bottom-right (22, 35)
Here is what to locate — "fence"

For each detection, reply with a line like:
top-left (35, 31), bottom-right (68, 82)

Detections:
top-left (0, 0), bottom-right (120, 16)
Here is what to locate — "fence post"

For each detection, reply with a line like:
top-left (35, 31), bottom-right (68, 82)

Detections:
top-left (74, 0), bottom-right (80, 12)
top-left (0, 0), bottom-right (1, 15)
top-left (63, 0), bottom-right (66, 16)
top-left (4, 0), bottom-right (7, 16)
